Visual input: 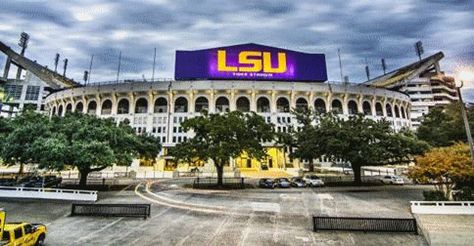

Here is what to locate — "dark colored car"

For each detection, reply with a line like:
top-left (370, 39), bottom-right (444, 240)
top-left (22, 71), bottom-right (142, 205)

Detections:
top-left (258, 178), bottom-right (275, 189)
top-left (274, 178), bottom-right (291, 188)
top-left (290, 177), bottom-right (307, 188)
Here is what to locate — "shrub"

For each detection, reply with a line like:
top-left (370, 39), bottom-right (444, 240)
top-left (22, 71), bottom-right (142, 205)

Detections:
top-left (423, 190), bottom-right (448, 201)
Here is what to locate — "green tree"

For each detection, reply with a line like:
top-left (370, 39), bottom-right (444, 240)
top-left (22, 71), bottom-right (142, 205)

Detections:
top-left (315, 113), bottom-right (428, 184)
top-left (31, 113), bottom-right (162, 187)
top-left (417, 103), bottom-right (474, 147)
top-left (279, 109), bottom-right (322, 172)
top-left (171, 111), bottom-right (275, 186)
top-left (1, 110), bottom-right (51, 176)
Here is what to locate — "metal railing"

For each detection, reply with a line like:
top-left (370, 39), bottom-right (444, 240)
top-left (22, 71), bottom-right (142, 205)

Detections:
top-left (193, 177), bottom-right (245, 189)
top-left (411, 201), bottom-right (474, 215)
top-left (71, 203), bottom-right (151, 219)
top-left (0, 186), bottom-right (97, 201)
top-left (313, 216), bottom-right (418, 234)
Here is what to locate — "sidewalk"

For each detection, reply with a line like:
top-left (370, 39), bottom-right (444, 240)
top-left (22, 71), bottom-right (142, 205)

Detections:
top-left (415, 214), bottom-right (474, 246)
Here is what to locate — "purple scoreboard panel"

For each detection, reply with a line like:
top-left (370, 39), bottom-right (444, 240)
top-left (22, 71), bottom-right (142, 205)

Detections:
top-left (175, 43), bottom-right (327, 82)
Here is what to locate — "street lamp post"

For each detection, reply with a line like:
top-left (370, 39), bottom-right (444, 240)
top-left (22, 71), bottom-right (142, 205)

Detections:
top-left (456, 80), bottom-right (474, 160)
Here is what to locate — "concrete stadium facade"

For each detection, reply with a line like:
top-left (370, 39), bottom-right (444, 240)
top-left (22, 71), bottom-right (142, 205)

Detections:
top-left (44, 80), bottom-right (411, 171)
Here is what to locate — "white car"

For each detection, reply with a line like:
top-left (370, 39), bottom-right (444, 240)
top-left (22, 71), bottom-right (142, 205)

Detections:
top-left (379, 175), bottom-right (404, 185)
top-left (303, 175), bottom-right (325, 187)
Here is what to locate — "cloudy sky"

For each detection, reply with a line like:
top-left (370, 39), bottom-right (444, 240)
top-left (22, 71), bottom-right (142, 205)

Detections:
top-left (0, 0), bottom-right (473, 95)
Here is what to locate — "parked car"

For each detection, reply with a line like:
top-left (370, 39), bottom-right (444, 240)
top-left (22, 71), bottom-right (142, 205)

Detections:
top-left (379, 175), bottom-right (404, 185)
top-left (0, 178), bottom-right (16, 186)
top-left (274, 178), bottom-right (291, 188)
top-left (290, 177), bottom-right (307, 188)
top-left (303, 175), bottom-right (325, 187)
top-left (258, 178), bottom-right (275, 189)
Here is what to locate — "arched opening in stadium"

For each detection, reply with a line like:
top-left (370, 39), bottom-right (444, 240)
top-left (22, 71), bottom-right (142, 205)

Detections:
top-left (295, 98), bottom-right (308, 111)
top-left (174, 97), bottom-right (188, 113)
top-left (331, 99), bottom-right (342, 114)
top-left (375, 102), bottom-right (383, 116)
top-left (363, 101), bottom-right (372, 115)
top-left (135, 98), bottom-right (148, 114)
top-left (195, 97), bottom-right (209, 112)
top-left (314, 99), bottom-right (326, 114)
top-left (236, 97), bottom-right (250, 112)
top-left (215, 97), bottom-right (229, 112)
top-left (75, 102), bottom-right (83, 113)
top-left (117, 99), bottom-right (129, 114)
top-left (58, 105), bottom-right (63, 116)
top-left (394, 105), bottom-right (400, 118)
top-left (386, 104), bottom-right (393, 117)
top-left (276, 97), bottom-right (290, 113)
top-left (87, 101), bottom-right (97, 114)
top-left (101, 100), bottom-right (112, 115)
top-left (257, 97), bottom-right (270, 112)
top-left (154, 97), bottom-right (167, 113)
top-left (348, 100), bottom-right (358, 115)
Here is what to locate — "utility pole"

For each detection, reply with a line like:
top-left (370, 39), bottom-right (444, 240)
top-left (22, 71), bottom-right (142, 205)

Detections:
top-left (87, 54), bottom-right (94, 85)
top-left (456, 81), bottom-right (474, 161)
top-left (116, 51), bottom-right (122, 83)
top-left (16, 32), bottom-right (29, 79)
top-left (381, 58), bottom-right (387, 75)
top-left (63, 58), bottom-right (68, 77)
top-left (54, 53), bottom-right (60, 73)
top-left (152, 47), bottom-right (156, 82)
top-left (338, 48), bottom-right (343, 83)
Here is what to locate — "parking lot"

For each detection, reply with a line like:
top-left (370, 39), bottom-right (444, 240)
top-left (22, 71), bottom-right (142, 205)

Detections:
top-left (0, 179), bottom-right (430, 246)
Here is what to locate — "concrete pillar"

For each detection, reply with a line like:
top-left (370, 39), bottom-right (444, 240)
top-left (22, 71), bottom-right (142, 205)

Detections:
top-left (250, 90), bottom-right (257, 112)
top-left (188, 91), bottom-right (195, 113)
top-left (229, 90), bottom-right (236, 111)
top-left (209, 90), bottom-right (215, 113)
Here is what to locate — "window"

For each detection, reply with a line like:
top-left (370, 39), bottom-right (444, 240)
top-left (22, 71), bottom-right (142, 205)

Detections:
top-left (14, 228), bottom-right (23, 239)
top-left (276, 98), bottom-right (290, 113)
top-left (195, 97), bottom-right (209, 112)
top-left (25, 86), bottom-right (40, 100)
top-left (24, 224), bottom-right (32, 234)
top-left (117, 99), bottom-right (129, 114)
top-left (363, 101), bottom-right (372, 115)
top-left (331, 99), bottom-right (343, 114)
top-left (257, 97), bottom-right (270, 112)
top-left (295, 98), bottom-right (308, 111)
top-left (66, 103), bottom-right (72, 113)
top-left (135, 98), bottom-right (148, 113)
top-left (154, 97), bottom-right (167, 113)
top-left (174, 97), bottom-right (188, 112)
top-left (87, 101), bottom-right (97, 114)
top-left (236, 97), bottom-right (250, 112)
top-left (348, 101), bottom-right (358, 115)
top-left (375, 103), bottom-right (383, 116)
top-left (386, 104), bottom-right (393, 117)
top-left (101, 100), bottom-right (112, 115)
top-left (4, 84), bottom-right (23, 100)
top-left (215, 97), bottom-right (230, 112)
top-left (314, 99), bottom-right (326, 114)
top-left (3, 231), bottom-right (10, 242)
top-left (76, 102), bottom-right (84, 113)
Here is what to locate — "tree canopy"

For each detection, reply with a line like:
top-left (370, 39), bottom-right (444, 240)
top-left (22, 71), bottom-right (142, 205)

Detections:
top-left (170, 111), bottom-right (275, 186)
top-left (0, 111), bottom-right (161, 186)
top-left (409, 143), bottom-right (474, 199)
top-left (417, 103), bottom-right (474, 147)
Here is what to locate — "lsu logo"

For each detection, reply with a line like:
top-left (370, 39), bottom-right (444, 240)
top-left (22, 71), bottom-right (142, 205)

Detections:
top-left (217, 50), bottom-right (287, 73)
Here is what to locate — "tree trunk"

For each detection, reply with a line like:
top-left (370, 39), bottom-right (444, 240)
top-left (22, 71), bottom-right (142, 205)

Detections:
top-left (79, 170), bottom-right (90, 188)
top-left (352, 164), bottom-right (362, 185)
top-left (18, 163), bottom-right (24, 178)
top-left (308, 159), bottom-right (314, 173)
top-left (216, 164), bottom-right (224, 187)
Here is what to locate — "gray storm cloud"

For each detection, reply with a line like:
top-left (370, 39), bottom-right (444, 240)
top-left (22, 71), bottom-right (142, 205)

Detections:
top-left (0, 0), bottom-right (473, 97)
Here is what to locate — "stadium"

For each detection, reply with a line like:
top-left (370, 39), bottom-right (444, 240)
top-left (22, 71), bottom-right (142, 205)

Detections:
top-left (42, 43), bottom-right (412, 172)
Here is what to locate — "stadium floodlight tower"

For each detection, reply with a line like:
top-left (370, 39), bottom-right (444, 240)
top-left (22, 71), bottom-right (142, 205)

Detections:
top-left (16, 32), bottom-right (29, 79)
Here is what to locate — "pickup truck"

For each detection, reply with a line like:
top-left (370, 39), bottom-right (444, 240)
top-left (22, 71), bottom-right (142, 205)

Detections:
top-left (1, 213), bottom-right (47, 246)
